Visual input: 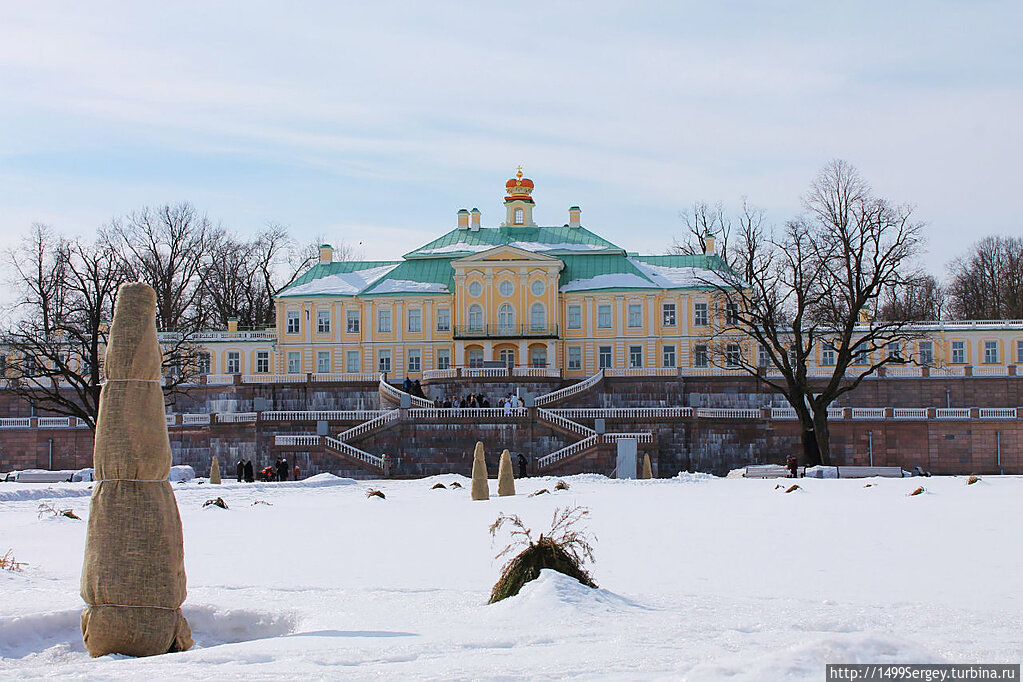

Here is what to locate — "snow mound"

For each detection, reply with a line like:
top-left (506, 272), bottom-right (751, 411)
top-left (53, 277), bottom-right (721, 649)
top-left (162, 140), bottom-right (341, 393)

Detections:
top-left (0, 485), bottom-right (93, 503)
top-left (0, 606), bottom-right (298, 660)
top-left (687, 632), bottom-right (943, 681)
top-left (169, 465), bottom-right (196, 482)
top-left (493, 569), bottom-right (645, 617)
top-left (674, 471), bottom-right (717, 483)
top-left (293, 473), bottom-right (358, 488)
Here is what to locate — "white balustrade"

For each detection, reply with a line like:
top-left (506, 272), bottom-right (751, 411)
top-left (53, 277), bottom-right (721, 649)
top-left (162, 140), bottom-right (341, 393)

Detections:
top-left (261, 410), bottom-right (386, 422)
top-left (512, 366), bottom-right (561, 378)
top-left (851, 408), bottom-right (885, 420)
top-left (243, 373), bottom-right (306, 384)
top-left (602, 432), bottom-right (654, 444)
top-left (182, 413), bottom-right (212, 425)
top-left (893, 408), bottom-right (928, 420)
top-left (311, 373), bottom-right (378, 382)
top-left (550, 407), bottom-right (692, 419)
top-left (537, 408), bottom-right (596, 437)
top-left (408, 407), bottom-right (528, 419)
top-left (165, 414), bottom-right (177, 426)
top-left (462, 367), bottom-right (509, 378)
top-left (274, 435), bottom-right (321, 446)
top-left (37, 416), bottom-right (76, 428)
top-left (0, 418), bottom-right (31, 428)
top-left (973, 366), bottom-right (1008, 377)
top-left (204, 374), bottom-right (235, 385)
top-left (537, 434), bottom-right (599, 468)
top-left (324, 436), bottom-right (384, 467)
top-left (422, 368), bottom-right (458, 380)
top-left (336, 410), bottom-right (399, 441)
top-left (979, 408), bottom-right (1017, 419)
top-left (935, 408), bottom-right (971, 420)
top-left (535, 369), bottom-right (604, 407)
top-left (695, 408), bottom-right (762, 419)
top-left (379, 375), bottom-right (433, 407)
top-left (217, 412), bottom-right (257, 423)
top-left (770, 407), bottom-right (797, 419)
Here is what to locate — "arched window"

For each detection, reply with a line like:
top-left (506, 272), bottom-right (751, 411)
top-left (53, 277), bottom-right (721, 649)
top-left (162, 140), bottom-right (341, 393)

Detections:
top-left (530, 303), bottom-right (546, 331)
top-left (468, 304), bottom-right (484, 332)
top-left (514, 208), bottom-right (524, 225)
top-left (498, 303), bottom-right (515, 333)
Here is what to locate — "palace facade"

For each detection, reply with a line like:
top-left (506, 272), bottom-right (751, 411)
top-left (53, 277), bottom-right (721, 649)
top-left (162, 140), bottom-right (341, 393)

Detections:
top-left (193, 170), bottom-right (1023, 384)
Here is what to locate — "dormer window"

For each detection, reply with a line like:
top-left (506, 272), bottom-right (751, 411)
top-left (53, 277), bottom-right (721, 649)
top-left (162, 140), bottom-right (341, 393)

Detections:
top-left (514, 208), bottom-right (524, 225)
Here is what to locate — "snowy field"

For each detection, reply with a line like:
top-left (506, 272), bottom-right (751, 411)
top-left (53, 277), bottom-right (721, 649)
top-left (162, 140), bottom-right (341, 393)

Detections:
top-left (1, 473), bottom-right (1020, 680)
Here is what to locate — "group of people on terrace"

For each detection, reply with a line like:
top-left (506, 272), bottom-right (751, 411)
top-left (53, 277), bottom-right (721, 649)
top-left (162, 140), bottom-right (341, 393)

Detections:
top-left (428, 392), bottom-right (526, 411)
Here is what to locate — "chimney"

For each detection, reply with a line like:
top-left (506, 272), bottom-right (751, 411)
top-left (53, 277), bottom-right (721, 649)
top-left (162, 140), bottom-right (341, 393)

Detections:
top-left (318, 244), bottom-right (333, 264)
top-left (470, 208), bottom-right (481, 231)
top-left (227, 317), bottom-right (239, 333)
top-left (703, 235), bottom-right (716, 256)
top-left (568, 206), bottom-right (581, 228)
top-left (457, 208), bottom-right (470, 229)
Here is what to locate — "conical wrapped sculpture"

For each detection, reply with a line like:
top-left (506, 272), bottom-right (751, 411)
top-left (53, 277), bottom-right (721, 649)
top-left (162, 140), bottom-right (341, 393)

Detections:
top-left (209, 454), bottom-right (221, 484)
top-left (497, 449), bottom-right (515, 497)
top-left (470, 441), bottom-right (489, 500)
top-left (81, 282), bottom-right (192, 657)
top-left (641, 453), bottom-right (653, 479)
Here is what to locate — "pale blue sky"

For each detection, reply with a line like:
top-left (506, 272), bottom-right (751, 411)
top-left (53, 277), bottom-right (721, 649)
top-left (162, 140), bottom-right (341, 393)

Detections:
top-left (1, 1), bottom-right (1020, 276)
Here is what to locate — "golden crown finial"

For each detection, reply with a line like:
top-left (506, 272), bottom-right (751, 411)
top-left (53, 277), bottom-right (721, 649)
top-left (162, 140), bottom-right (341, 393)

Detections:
top-left (516, 165), bottom-right (523, 179)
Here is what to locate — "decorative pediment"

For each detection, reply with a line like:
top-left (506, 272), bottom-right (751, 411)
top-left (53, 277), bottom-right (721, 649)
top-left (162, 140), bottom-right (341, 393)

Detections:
top-left (452, 244), bottom-right (563, 267)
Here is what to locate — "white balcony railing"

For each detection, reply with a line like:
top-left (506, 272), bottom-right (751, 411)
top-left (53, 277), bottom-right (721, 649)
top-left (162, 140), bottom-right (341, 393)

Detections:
top-left (261, 410), bottom-right (386, 422)
top-left (936, 408), bottom-right (971, 420)
top-left (408, 407), bottom-right (528, 420)
top-left (274, 435), bottom-right (321, 446)
top-left (535, 369), bottom-right (604, 407)
top-left (0, 417), bottom-right (32, 428)
top-left (217, 412), bottom-right (257, 423)
top-left (550, 407), bottom-right (692, 419)
top-left (695, 408), bottom-right (762, 419)
top-left (893, 408), bottom-right (928, 420)
top-left (979, 408), bottom-right (1017, 419)
top-left (182, 413), bottom-right (212, 425)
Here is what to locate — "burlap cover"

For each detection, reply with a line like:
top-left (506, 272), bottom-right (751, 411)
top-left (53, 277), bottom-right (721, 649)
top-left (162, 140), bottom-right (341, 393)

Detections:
top-left (471, 441), bottom-right (490, 500)
top-left (81, 282), bottom-right (192, 657)
top-left (497, 449), bottom-right (515, 497)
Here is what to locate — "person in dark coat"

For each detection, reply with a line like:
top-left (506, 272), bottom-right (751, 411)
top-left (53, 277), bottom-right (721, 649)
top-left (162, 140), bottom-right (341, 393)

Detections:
top-left (277, 457), bottom-right (289, 481)
top-left (412, 379), bottom-right (424, 398)
top-left (236, 459), bottom-right (244, 482)
top-left (786, 455), bottom-right (799, 478)
top-left (403, 377), bottom-right (412, 393)
top-left (244, 459), bottom-right (254, 482)
top-left (516, 453), bottom-right (528, 479)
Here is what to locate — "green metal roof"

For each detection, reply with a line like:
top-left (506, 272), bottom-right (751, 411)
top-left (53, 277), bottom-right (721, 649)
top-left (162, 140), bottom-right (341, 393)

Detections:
top-left (404, 226), bottom-right (622, 258)
top-left (631, 253), bottom-right (729, 270)
top-left (558, 254), bottom-right (650, 289)
top-left (282, 260), bottom-right (399, 293)
top-left (360, 258), bottom-right (456, 296)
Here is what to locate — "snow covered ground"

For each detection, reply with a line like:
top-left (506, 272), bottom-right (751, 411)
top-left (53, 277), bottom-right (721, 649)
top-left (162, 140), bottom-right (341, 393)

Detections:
top-left (1, 473), bottom-right (1020, 680)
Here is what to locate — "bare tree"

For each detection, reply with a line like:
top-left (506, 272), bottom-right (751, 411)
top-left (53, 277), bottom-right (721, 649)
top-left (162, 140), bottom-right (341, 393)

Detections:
top-left (877, 274), bottom-right (944, 321)
top-left (1, 228), bottom-right (124, 427)
top-left (670, 201), bottom-right (733, 264)
top-left (946, 236), bottom-right (1023, 319)
top-left (704, 160), bottom-right (926, 466)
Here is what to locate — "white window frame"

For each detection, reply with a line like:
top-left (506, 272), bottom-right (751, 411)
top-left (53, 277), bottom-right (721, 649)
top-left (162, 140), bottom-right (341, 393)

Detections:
top-left (226, 351), bottom-right (241, 374)
top-left (529, 303), bottom-right (546, 331)
top-left (316, 310), bottom-right (331, 334)
top-left (436, 308), bottom-right (450, 331)
top-left (598, 345), bottom-right (612, 369)
top-left (627, 304), bottom-right (642, 328)
top-left (498, 303), bottom-right (515, 332)
top-left (377, 309), bottom-right (392, 333)
top-left (597, 304), bottom-right (612, 329)
top-left (951, 340), bottom-right (966, 364)
top-left (694, 344), bottom-right (709, 368)
top-left (317, 351), bottom-right (330, 373)
top-left (567, 305), bottom-right (581, 330)
top-left (726, 343), bottom-right (741, 367)
top-left (197, 352), bottom-right (211, 375)
top-left (255, 351), bottom-right (270, 374)
top-left (346, 310), bottom-right (360, 333)
top-left (693, 303), bottom-right (708, 327)
top-left (346, 350), bottom-right (360, 373)
top-left (468, 304), bottom-right (484, 332)
top-left (662, 303), bottom-right (676, 327)
top-left (378, 350), bottom-right (391, 373)
top-left (407, 348), bottom-right (421, 372)
top-left (407, 308), bottom-right (422, 333)
top-left (437, 348), bottom-right (450, 370)
top-left (629, 345), bottom-right (643, 368)
top-left (568, 346), bottom-right (582, 370)
top-left (983, 340), bottom-right (999, 364)
top-left (918, 340), bottom-right (934, 365)
top-left (286, 311), bottom-right (300, 334)
top-left (287, 351), bottom-right (301, 374)
top-left (662, 344), bottom-right (676, 368)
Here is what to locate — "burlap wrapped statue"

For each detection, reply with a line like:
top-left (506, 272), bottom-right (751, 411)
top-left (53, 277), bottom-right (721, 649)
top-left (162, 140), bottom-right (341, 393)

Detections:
top-left (497, 449), bottom-right (515, 496)
top-left (81, 282), bottom-right (192, 657)
top-left (641, 453), bottom-right (653, 479)
top-left (209, 454), bottom-right (221, 485)
top-left (471, 441), bottom-right (489, 501)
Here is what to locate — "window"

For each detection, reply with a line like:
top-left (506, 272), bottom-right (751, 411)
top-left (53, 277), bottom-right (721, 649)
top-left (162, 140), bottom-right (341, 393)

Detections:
top-left (662, 344), bottom-right (676, 368)
top-left (468, 281), bottom-right (483, 297)
top-left (498, 303), bottom-right (515, 332)
top-left (983, 340), bottom-right (999, 364)
top-left (514, 208), bottom-right (524, 224)
top-left (694, 303), bottom-right (708, 326)
top-left (468, 348), bottom-right (484, 368)
top-left (197, 352), bottom-right (211, 375)
top-left (758, 345), bottom-right (770, 368)
top-left (346, 310), bottom-right (360, 333)
top-left (499, 280), bottom-right (514, 297)
top-left (256, 351), bottom-right (270, 374)
top-left (853, 343), bottom-right (868, 365)
top-left (726, 343), bottom-right (741, 367)
top-left (167, 355), bottom-right (182, 376)
top-left (317, 351), bottom-right (330, 374)
top-left (531, 279), bottom-right (545, 296)
top-left (378, 350), bottom-right (391, 373)
top-left (598, 346), bottom-right (612, 369)
top-left (628, 304), bottom-right (642, 328)
top-left (1017, 339), bottom-right (1023, 364)
top-left (567, 305), bottom-right (581, 330)
top-left (694, 344), bottom-right (709, 368)
top-left (821, 345), bottom-right (836, 367)
top-left (629, 345), bottom-right (643, 368)
top-left (725, 303), bottom-right (739, 326)
top-left (468, 304), bottom-right (483, 332)
top-left (437, 349), bottom-right (451, 370)
top-left (226, 351), bottom-right (240, 374)
top-left (530, 347), bottom-right (547, 368)
top-left (597, 304), bottom-right (612, 329)
top-left (499, 348), bottom-right (515, 366)
top-left (918, 341), bottom-right (934, 365)
top-left (407, 349), bottom-right (421, 372)
top-left (287, 351), bottom-right (301, 374)
top-left (407, 308), bottom-right (422, 333)
top-left (378, 309), bottom-right (392, 333)
top-left (568, 347), bottom-right (582, 370)
top-left (436, 308), bottom-right (450, 331)
top-left (662, 303), bottom-right (676, 327)
top-left (887, 342), bottom-right (902, 360)
top-left (346, 350), bottom-right (360, 373)
top-left (286, 311), bottom-right (300, 334)
top-left (530, 303), bottom-right (546, 331)
top-left (951, 340), bottom-right (965, 364)
top-left (316, 310), bottom-right (331, 334)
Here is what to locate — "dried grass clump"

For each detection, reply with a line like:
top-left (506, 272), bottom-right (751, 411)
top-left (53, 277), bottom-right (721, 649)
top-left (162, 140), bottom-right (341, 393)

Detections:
top-left (432, 483), bottom-right (447, 490)
top-left (450, 482), bottom-right (463, 489)
top-left (251, 500), bottom-right (273, 506)
top-left (37, 502), bottom-right (81, 520)
top-left (366, 489), bottom-right (386, 499)
top-left (864, 483), bottom-right (875, 488)
top-left (202, 497), bottom-right (228, 509)
top-left (554, 480), bottom-right (570, 491)
top-left (784, 484), bottom-right (800, 493)
top-left (967, 475), bottom-right (980, 485)
top-left (487, 506), bottom-right (597, 604)
top-left (909, 486), bottom-right (925, 496)
top-left (529, 488), bottom-right (550, 497)
top-left (1, 549), bottom-right (27, 572)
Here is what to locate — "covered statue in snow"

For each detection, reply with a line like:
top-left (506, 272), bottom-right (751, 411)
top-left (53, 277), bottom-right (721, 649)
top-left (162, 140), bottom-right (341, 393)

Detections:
top-left (471, 441), bottom-right (490, 500)
top-left (80, 282), bottom-right (193, 657)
